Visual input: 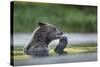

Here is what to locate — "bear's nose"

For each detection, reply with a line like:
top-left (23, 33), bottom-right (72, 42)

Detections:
top-left (58, 32), bottom-right (63, 35)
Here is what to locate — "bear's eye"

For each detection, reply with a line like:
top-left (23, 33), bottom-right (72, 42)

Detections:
top-left (53, 28), bottom-right (56, 31)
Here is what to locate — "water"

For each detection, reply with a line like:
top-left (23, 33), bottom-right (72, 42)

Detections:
top-left (12, 33), bottom-right (97, 66)
top-left (13, 33), bottom-right (97, 46)
top-left (14, 52), bottom-right (97, 66)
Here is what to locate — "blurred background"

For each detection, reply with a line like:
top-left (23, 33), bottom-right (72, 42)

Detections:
top-left (12, 1), bottom-right (97, 66)
top-left (14, 2), bottom-right (97, 33)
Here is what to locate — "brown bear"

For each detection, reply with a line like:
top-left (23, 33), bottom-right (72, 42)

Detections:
top-left (23, 22), bottom-right (63, 57)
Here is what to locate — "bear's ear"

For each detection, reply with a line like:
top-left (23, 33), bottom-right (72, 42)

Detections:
top-left (38, 22), bottom-right (47, 26)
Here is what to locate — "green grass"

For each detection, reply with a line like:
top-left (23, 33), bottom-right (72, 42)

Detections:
top-left (11, 43), bottom-right (97, 60)
top-left (13, 1), bottom-right (97, 33)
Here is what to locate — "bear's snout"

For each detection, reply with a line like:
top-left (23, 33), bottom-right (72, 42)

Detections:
top-left (57, 32), bottom-right (63, 35)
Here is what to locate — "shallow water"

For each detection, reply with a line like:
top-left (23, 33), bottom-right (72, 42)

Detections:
top-left (14, 52), bottom-right (97, 66)
top-left (13, 33), bottom-right (97, 46)
top-left (12, 33), bottom-right (97, 66)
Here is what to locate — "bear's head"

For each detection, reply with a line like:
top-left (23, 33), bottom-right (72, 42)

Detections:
top-left (33, 22), bottom-right (63, 44)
